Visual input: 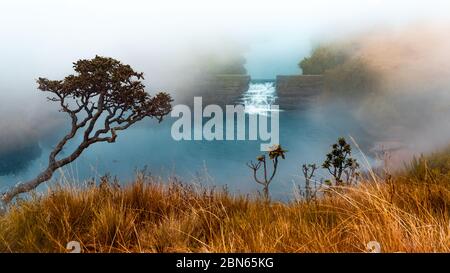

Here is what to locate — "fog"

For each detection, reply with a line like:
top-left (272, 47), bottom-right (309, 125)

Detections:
top-left (1, 0), bottom-right (450, 190)
top-left (335, 24), bottom-right (450, 164)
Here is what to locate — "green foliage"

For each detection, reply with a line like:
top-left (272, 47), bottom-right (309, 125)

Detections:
top-left (299, 44), bottom-right (379, 97)
top-left (323, 58), bottom-right (379, 97)
top-left (322, 137), bottom-right (359, 185)
top-left (299, 45), bottom-right (348, 75)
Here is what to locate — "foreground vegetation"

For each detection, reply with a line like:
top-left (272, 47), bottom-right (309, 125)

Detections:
top-left (0, 148), bottom-right (449, 253)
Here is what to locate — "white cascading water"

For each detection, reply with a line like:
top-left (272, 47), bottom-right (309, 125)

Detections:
top-left (240, 81), bottom-right (279, 115)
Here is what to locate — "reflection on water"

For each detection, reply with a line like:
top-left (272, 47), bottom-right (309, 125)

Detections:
top-left (0, 80), bottom-right (373, 200)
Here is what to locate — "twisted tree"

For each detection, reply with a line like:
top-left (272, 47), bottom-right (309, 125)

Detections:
top-left (0, 56), bottom-right (172, 208)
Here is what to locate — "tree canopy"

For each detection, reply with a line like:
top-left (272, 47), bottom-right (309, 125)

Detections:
top-left (299, 45), bottom-right (348, 75)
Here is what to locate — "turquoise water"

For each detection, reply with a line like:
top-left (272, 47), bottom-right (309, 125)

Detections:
top-left (0, 80), bottom-right (372, 200)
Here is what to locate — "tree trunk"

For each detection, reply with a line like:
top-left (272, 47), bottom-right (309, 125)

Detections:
top-left (263, 185), bottom-right (270, 202)
top-left (1, 166), bottom-right (55, 209)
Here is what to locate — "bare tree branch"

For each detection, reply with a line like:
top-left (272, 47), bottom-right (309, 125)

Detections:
top-left (247, 145), bottom-right (287, 201)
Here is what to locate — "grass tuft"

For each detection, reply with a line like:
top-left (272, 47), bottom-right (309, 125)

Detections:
top-left (1, 152), bottom-right (449, 253)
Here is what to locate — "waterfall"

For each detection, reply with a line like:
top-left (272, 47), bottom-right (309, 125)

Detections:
top-left (240, 81), bottom-right (279, 115)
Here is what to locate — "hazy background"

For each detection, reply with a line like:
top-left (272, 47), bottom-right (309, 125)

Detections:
top-left (1, 0), bottom-right (449, 142)
top-left (1, 0), bottom-right (450, 196)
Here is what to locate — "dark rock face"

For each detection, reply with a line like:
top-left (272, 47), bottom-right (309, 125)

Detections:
top-left (275, 75), bottom-right (324, 110)
top-left (174, 74), bottom-right (325, 109)
top-left (177, 74), bottom-right (250, 107)
top-left (200, 74), bottom-right (250, 106)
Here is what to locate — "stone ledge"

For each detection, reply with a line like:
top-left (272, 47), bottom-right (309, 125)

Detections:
top-left (276, 75), bottom-right (324, 110)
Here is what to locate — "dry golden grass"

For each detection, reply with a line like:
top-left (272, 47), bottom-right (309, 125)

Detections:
top-left (0, 155), bottom-right (449, 253)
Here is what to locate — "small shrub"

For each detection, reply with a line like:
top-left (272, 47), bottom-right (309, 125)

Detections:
top-left (322, 137), bottom-right (360, 186)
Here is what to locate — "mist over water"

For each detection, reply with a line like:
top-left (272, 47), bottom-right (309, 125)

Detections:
top-left (0, 80), bottom-right (374, 200)
top-left (1, 1), bottom-right (449, 199)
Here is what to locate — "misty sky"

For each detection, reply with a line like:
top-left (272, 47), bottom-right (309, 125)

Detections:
top-left (1, 0), bottom-right (450, 81)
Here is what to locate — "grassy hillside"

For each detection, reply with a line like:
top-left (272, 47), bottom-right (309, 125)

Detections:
top-left (0, 150), bottom-right (449, 253)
